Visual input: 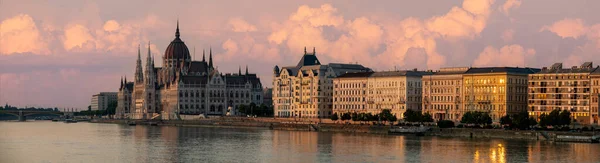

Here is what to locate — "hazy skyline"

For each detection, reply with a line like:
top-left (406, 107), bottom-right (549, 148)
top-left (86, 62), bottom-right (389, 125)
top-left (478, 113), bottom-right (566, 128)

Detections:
top-left (1, 0), bottom-right (600, 109)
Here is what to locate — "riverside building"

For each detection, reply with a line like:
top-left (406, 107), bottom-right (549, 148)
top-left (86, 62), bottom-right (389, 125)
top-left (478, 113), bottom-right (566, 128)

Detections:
top-left (115, 21), bottom-right (263, 120)
top-left (421, 67), bottom-right (469, 122)
top-left (333, 70), bottom-right (431, 119)
top-left (90, 92), bottom-right (118, 111)
top-left (272, 48), bottom-right (371, 118)
top-left (463, 67), bottom-right (540, 123)
top-left (528, 62), bottom-right (599, 124)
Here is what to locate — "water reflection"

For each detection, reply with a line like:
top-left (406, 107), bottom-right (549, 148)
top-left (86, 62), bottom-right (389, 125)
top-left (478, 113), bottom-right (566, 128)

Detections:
top-left (1, 122), bottom-right (600, 163)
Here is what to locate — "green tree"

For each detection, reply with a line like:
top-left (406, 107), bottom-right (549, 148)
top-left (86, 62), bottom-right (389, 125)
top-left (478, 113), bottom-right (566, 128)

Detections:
top-left (403, 109), bottom-right (420, 122)
top-left (512, 111), bottom-right (533, 129)
top-left (559, 110), bottom-right (571, 126)
top-left (87, 105), bottom-right (91, 111)
top-left (341, 112), bottom-right (352, 122)
top-left (437, 120), bottom-right (455, 128)
top-left (461, 111), bottom-right (474, 124)
top-left (379, 109), bottom-right (396, 125)
top-left (106, 101), bottom-right (117, 115)
top-left (330, 112), bottom-right (339, 122)
top-left (500, 115), bottom-right (512, 126)
top-left (238, 104), bottom-right (248, 115)
top-left (421, 113), bottom-right (434, 122)
top-left (351, 112), bottom-right (358, 121)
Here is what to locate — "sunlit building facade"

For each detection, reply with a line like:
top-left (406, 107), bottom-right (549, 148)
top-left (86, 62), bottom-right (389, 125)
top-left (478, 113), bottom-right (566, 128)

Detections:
top-left (422, 67), bottom-right (469, 122)
top-left (528, 62), bottom-right (599, 124)
top-left (333, 70), bottom-right (431, 118)
top-left (272, 48), bottom-right (371, 118)
top-left (463, 67), bottom-right (540, 123)
top-left (115, 22), bottom-right (263, 120)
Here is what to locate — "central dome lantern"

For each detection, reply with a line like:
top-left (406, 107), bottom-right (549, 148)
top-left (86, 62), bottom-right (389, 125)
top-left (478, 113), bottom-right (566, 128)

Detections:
top-left (163, 20), bottom-right (191, 61)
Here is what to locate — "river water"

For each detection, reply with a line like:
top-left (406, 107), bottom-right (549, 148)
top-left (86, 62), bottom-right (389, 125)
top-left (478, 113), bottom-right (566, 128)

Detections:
top-left (0, 121), bottom-right (599, 163)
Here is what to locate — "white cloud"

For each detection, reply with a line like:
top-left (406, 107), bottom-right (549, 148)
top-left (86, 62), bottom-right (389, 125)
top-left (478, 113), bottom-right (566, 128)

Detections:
top-left (473, 44), bottom-right (536, 67)
top-left (0, 14), bottom-right (49, 55)
top-left (541, 18), bottom-right (587, 39)
top-left (228, 18), bottom-right (257, 32)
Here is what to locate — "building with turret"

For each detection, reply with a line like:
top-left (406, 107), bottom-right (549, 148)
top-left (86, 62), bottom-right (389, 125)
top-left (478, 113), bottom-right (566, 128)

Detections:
top-left (272, 48), bottom-right (371, 118)
top-left (116, 21), bottom-right (263, 120)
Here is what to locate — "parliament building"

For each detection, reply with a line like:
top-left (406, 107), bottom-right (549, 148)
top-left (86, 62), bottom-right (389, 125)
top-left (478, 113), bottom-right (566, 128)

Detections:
top-left (116, 22), bottom-right (263, 120)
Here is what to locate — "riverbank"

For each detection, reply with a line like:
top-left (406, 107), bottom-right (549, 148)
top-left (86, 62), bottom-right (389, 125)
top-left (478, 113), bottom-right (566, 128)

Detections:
top-left (91, 118), bottom-right (599, 142)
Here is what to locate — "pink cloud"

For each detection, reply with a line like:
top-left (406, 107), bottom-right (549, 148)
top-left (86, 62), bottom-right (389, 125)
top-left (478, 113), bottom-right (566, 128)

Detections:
top-left (0, 14), bottom-right (49, 55)
top-left (541, 18), bottom-right (587, 39)
top-left (473, 44), bottom-right (536, 67)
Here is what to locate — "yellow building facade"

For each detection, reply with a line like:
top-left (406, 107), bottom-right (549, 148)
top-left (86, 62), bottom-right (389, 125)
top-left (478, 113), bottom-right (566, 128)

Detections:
top-left (463, 67), bottom-right (539, 123)
top-left (528, 62), bottom-right (599, 124)
top-left (422, 67), bottom-right (468, 122)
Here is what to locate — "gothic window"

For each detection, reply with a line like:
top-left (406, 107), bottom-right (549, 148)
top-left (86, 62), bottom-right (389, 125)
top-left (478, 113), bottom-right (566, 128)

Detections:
top-left (218, 105), bottom-right (223, 112)
top-left (210, 105), bottom-right (215, 112)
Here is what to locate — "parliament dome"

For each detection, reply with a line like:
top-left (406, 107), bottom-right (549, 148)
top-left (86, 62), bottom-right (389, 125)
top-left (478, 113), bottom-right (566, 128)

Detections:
top-left (164, 21), bottom-right (191, 60)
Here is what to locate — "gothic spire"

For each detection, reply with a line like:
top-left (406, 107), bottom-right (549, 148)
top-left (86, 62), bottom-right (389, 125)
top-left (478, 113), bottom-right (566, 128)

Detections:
top-left (304, 47), bottom-right (307, 55)
top-left (209, 47), bottom-right (213, 68)
top-left (245, 65), bottom-right (248, 75)
top-left (239, 66), bottom-right (242, 75)
top-left (175, 19), bottom-right (180, 38)
top-left (313, 47), bottom-right (316, 55)
top-left (202, 49), bottom-right (206, 62)
top-left (120, 76), bottom-right (124, 89)
top-left (135, 44), bottom-right (144, 83)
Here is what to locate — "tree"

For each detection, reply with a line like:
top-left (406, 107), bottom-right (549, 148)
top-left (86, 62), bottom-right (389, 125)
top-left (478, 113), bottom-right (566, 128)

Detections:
top-left (461, 111), bottom-right (492, 126)
top-left (87, 105), bottom-right (91, 112)
top-left (559, 110), bottom-right (571, 126)
top-left (341, 112), bottom-right (352, 122)
top-left (351, 112), bottom-right (358, 121)
top-left (539, 109), bottom-right (569, 127)
top-left (330, 113), bottom-right (339, 122)
top-left (238, 104), bottom-right (248, 115)
top-left (421, 113), bottom-right (434, 122)
top-left (403, 109), bottom-right (420, 122)
top-left (500, 115), bottom-right (512, 126)
top-left (106, 101), bottom-right (117, 115)
top-left (379, 109), bottom-right (396, 125)
top-left (437, 120), bottom-right (455, 128)
top-left (512, 111), bottom-right (533, 130)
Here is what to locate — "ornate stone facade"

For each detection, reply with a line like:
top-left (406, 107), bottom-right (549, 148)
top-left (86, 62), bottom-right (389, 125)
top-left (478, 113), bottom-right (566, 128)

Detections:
top-left (422, 67), bottom-right (468, 122)
top-left (272, 48), bottom-right (371, 118)
top-left (333, 70), bottom-right (430, 118)
top-left (115, 22), bottom-right (263, 120)
top-left (463, 67), bottom-right (539, 123)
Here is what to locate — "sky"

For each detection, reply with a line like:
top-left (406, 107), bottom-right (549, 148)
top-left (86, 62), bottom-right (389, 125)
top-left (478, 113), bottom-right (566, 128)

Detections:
top-left (1, 0), bottom-right (600, 110)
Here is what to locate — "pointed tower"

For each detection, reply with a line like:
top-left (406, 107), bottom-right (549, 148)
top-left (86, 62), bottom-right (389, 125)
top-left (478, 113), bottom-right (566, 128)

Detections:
top-left (245, 65), bottom-right (249, 75)
top-left (239, 66), bottom-right (242, 75)
top-left (135, 45), bottom-right (144, 83)
top-left (120, 76), bottom-right (124, 90)
top-left (209, 47), bottom-right (213, 69)
top-left (145, 42), bottom-right (154, 84)
top-left (202, 49), bottom-right (206, 62)
top-left (175, 19), bottom-right (180, 39)
top-left (313, 47), bottom-right (316, 55)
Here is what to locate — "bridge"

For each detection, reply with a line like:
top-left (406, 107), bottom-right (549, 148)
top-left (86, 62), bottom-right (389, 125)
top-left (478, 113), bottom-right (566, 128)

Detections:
top-left (0, 110), bottom-right (67, 121)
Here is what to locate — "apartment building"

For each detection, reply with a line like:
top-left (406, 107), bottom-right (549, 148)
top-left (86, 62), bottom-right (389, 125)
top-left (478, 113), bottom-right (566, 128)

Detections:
top-left (333, 70), bottom-right (431, 119)
top-left (422, 67), bottom-right (469, 122)
top-left (463, 67), bottom-right (540, 123)
top-left (272, 48), bottom-right (371, 118)
top-left (528, 62), bottom-right (599, 124)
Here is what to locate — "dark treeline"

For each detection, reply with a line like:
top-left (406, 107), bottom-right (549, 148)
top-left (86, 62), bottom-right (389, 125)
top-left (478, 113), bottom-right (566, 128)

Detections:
top-left (0, 104), bottom-right (62, 112)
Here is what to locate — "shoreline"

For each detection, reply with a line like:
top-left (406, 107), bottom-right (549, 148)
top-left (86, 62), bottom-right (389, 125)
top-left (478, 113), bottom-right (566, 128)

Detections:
top-left (90, 118), bottom-right (599, 143)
